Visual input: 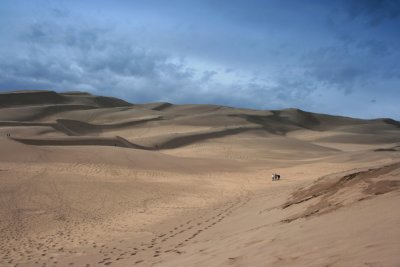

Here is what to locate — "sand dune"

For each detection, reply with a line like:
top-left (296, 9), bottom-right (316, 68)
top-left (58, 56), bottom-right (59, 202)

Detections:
top-left (10, 136), bottom-right (152, 150)
top-left (55, 117), bottom-right (163, 136)
top-left (0, 105), bottom-right (98, 122)
top-left (131, 126), bottom-right (261, 150)
top-left (140, 102), bottom-right (174, 111)
top-left (0, 90), bottom-right (132, 108)
top-left (281, 162), bottom-right (400, 222)
top-left (0, 90), bottom-right (399, 267)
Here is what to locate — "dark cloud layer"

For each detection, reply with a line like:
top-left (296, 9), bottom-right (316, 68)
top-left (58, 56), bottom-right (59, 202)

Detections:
top-left (345, 0), bottom-right (400, 26)
top-left (0, 0), bottom-right (399, 119)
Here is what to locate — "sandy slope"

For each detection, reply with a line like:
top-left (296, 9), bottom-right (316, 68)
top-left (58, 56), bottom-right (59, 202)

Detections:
top-left (0, 90), bottom-right (399, 267)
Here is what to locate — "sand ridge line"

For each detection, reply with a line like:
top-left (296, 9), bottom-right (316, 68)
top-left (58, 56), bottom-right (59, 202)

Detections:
top-left (281, 162), bottom-right (400, 223)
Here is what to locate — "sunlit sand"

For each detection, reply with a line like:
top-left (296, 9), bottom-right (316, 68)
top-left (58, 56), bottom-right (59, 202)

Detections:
top-left (1, 90), bottom-right (399, 266)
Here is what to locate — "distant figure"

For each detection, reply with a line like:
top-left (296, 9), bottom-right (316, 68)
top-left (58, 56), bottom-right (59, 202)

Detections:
top-left (272, 173), bottom-right (281, 181)
top-left (6, 133), bottom-right (10, 137)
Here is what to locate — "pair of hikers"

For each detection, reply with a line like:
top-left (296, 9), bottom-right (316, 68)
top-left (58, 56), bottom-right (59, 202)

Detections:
top-left (272, 173), bottom-right (280, 181)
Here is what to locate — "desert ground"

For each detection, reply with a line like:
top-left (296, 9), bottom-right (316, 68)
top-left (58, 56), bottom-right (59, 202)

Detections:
top-left (0, 90), bottom-right (399, 267)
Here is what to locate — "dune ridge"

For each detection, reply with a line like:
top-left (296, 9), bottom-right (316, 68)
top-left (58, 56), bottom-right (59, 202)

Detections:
top-left (10, 136), bottom-right (153, 150)
top-left (0, 90), bottom-right (399, 267)
top-left (0, 90), bottom-right (132, 108)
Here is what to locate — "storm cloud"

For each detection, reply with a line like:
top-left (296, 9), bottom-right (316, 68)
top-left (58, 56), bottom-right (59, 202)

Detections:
top-left (0, 0), bottom-right (399, 119)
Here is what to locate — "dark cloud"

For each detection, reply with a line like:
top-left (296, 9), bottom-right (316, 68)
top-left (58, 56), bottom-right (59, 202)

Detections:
top-left (21, 22), bottom-right (105, 51)
top-left (0, 0), bottom-right (399, 119)
top-left (302, 37), bottom-right (400, 95)
top-left (0, 20), bottom-right (195, 101)
top-left (200, 71), bottom-right (217, 83)
top-left (344, 0), bottom-right (400, 26)
top-left (0, 14), bottom-right (317, 111)
top-left (356, 39), bottom-right (391, 56)
top-left (303, 47), bottom-right (366, 93)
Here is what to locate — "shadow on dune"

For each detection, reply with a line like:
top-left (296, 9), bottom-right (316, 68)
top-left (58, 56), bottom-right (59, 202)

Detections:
top-left (157, 126), bottom-right (261, 149)
top-left (55, 117), bottom-right (163, 135)
top-left (2, 90), bottom-right (400, 152)
top-left (0, 90), bottom-right (132, 108)
top-left (11, 136), bottom-right (153, 150)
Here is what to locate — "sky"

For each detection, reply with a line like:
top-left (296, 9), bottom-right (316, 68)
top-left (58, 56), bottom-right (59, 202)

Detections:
top-left (0, 0), bottom-right (399, 119)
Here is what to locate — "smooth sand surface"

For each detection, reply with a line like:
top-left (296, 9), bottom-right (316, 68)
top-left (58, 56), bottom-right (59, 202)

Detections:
top-left (1, 90), bottom-right (400, 267)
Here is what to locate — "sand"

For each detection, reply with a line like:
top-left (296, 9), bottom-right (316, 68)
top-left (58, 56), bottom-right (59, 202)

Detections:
top-left (0, 90), bottom-right (399, 267)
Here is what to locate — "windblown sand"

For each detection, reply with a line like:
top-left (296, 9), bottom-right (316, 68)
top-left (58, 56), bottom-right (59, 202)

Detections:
top-left (1, 91), bottom-right (399, 267)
